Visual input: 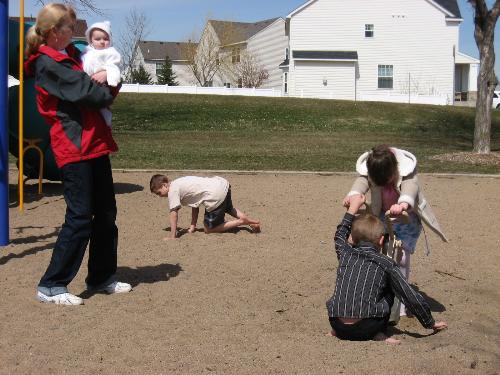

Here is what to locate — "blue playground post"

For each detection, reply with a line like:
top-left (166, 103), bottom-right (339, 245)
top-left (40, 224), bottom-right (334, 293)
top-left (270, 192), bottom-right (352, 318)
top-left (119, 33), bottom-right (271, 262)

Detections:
top-left (0, 0), bottom-right (10, 245)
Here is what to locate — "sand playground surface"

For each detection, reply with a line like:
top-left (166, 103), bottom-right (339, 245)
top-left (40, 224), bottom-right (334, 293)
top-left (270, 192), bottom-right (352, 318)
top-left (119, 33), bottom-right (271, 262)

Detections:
top-left (1, 171), bottom-right (499, 374)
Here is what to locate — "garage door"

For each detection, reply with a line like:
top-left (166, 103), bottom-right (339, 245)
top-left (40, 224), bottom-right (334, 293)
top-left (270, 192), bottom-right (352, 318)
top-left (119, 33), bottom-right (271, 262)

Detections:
top-left (294, 60), bottom-right (356, 100)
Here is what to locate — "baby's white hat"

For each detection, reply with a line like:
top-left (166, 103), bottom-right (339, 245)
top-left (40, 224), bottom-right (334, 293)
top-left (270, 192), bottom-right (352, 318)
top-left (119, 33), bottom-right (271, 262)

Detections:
top-left (85, 20), bottom-right (112, 45)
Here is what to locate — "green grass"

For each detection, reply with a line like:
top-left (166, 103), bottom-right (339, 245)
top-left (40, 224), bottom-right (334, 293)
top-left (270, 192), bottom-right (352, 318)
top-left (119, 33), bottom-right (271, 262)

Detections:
top-left (110, 93), bottom-right (500, 173)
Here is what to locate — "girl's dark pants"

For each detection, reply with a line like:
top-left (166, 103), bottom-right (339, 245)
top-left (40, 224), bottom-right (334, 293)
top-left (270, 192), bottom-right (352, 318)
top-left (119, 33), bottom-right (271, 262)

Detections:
top-left (38, 155), bottom-right (117, 295)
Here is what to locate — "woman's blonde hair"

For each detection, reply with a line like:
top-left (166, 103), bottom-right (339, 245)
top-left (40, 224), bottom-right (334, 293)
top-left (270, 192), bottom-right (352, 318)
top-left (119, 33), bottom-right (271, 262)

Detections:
top-left (25, 3), bottom-right (76, 57)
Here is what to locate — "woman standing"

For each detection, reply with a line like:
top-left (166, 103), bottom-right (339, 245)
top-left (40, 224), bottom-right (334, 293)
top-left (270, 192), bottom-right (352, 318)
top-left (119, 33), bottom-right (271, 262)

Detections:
top-left (24, 3), bottom-right (131, 305)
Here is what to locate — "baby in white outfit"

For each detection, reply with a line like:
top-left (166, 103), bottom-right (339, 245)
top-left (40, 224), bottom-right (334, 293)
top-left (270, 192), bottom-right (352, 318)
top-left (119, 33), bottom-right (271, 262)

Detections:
top-left (82, 21), bottom-right (121, 128)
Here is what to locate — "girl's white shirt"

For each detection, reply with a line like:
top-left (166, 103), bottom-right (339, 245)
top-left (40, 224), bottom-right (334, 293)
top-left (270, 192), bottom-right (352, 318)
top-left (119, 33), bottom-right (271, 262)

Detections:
top-left (82, 45), bottom-right (121, 87)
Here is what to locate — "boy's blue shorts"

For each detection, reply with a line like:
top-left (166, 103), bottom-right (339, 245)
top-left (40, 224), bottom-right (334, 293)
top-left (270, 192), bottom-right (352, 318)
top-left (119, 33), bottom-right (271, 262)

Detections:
top-left (204, 187), bottom-right (234, 229)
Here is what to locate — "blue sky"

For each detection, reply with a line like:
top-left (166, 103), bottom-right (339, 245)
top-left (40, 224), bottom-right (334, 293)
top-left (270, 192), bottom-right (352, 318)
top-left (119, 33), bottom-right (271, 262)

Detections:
top-left (9, 0), bottom-right (500, 76)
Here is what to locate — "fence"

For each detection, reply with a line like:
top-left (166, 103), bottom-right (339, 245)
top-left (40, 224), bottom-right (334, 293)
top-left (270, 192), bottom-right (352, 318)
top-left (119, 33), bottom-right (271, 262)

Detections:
top-left (357, 91), bottom-right (449, 106)
top-left (120, 84), bottom-right (450, 105)
top-left (120, 84), bottom-right (282, 97)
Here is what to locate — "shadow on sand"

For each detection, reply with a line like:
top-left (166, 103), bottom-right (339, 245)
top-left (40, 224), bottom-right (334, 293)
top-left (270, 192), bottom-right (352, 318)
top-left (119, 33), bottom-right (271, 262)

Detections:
top-left (8, 181), bottom-right (144, 208)
top-left (116, 263), bottom-right (183, 287)
top-left (78, 262), bottom-right (183, 300)
top-left (164, 226), bottom-right (254, 238)
top-left (0, 226), bottom-right (60, 265)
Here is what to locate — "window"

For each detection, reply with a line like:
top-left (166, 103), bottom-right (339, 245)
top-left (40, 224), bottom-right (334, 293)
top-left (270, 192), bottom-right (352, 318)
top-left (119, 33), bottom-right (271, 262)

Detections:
top-left (365, 24), bottom-right (374, 38)
top-left (494, 93), bottom-right (498, 98)
top-left (378, 65), bottom-right (393, 89)
top-left (224, 83), bottom-right (231, 88)
top-left (155, 62), bottom-right (162, 73)
top-left (237, 78), bottom-right (243, 88)
top-left (232, 47), bottom-right (241, 64)
top-left (284, 73), bottom-right (288, 94)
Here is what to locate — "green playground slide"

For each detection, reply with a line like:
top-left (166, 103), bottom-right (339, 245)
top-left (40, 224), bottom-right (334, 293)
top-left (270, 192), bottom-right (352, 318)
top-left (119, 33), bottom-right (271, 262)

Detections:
top-left (8, 20), bottom-right (87, 181)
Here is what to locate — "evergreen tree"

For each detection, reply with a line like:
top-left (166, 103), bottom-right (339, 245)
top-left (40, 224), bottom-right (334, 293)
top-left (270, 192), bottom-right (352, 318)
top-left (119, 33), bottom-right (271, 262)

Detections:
top-left (156, 55), bottom-right (178, 86)
top-left (130, 64), bottom-right (152, 84)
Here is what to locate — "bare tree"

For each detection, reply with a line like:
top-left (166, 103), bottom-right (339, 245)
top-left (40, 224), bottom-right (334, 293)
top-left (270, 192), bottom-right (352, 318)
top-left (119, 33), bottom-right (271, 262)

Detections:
top-left (231, 51), bottom-right (269, 88)
top-left (181, 20), bottom-right (241, 87)
top-left (468, 0), bottom-right (500, 154)
top-left (181, 36), bottom-right (212, 87)
top-left (116, 8), bottom-right (151, 83)
top-left (34, 0), bottom-right (104, 15)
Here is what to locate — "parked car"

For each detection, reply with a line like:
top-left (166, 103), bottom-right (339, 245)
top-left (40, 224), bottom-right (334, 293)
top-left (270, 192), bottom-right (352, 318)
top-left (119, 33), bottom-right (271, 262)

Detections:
top-left (493, 91), bottom-right (500, 109)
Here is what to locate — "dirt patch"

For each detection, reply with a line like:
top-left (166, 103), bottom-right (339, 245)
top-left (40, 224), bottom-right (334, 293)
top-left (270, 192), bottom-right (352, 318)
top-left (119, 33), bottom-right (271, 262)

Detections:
top-left (430, 151), bottom-right (500, 166)
top-left (1, 171), bottom-right (499, 374)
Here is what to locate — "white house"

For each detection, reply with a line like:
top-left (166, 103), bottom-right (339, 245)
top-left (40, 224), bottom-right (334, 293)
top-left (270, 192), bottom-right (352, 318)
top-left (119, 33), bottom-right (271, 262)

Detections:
top-left (455, 51), bottom-right (479, 101)
top-left (281, 0), bottom-right (478, 104)
top-left (134, 41), bottom-right (196, 85)
top-left (201, 18), bottom-right (288, 89)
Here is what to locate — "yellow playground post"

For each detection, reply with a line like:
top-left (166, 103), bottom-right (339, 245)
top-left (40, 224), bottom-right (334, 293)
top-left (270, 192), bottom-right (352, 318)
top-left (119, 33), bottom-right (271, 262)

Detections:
top-left (18, 0), bottom-right (24, 210)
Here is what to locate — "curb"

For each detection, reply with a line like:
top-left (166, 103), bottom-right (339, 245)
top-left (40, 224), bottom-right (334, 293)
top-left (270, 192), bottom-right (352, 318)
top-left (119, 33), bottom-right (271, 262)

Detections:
top-left (9, 165), bottom-right (500, 179)
top-left (111, 168), bottom-right (500, 179)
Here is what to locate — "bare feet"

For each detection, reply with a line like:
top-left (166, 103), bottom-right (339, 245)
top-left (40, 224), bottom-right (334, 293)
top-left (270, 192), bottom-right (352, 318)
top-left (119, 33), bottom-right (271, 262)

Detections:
top-left (239, 215), bottom-right (261, 233)
top-left (163, 236), bottom-right (177, 241)
top-left (249, 223), bottom-right (261, 233)
top-left (325, 330), bottom-right (337, 337)
top-left (433, 321), bottom-right (448, 332)
top-left (374, 332), bottom-right (401, 345)
top-left (240, 215), bottom-right (260, 225)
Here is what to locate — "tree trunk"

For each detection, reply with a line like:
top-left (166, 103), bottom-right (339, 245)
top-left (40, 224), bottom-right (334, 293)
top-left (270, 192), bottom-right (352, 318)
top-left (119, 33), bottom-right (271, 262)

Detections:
top-left (474, 46), bottom-right (496, 153)
top-left (470, 0), bottom-right (500, 154)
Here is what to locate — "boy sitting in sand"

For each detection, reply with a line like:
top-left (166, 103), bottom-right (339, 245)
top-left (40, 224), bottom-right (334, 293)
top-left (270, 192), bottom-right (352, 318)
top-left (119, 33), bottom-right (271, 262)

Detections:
top-left (326, 194), bottom-right (447, 344)
top-left (150, 174), bottom-right (261, 239)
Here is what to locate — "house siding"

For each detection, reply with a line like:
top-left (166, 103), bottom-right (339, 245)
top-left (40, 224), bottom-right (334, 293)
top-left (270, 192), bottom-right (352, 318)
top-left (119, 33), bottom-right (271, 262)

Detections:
top-left (134, 44), bottom-right (197, 86)
top-left (173, 62), bottom-right (197, 86)
top-left (294, 61), bottom-right (355, 99)
top-left (288, 0), bottom-right (460, 102)
top-left (200, 23), bottom-right (226, 87)
top-left (247, 19), bottom-right (288, 89)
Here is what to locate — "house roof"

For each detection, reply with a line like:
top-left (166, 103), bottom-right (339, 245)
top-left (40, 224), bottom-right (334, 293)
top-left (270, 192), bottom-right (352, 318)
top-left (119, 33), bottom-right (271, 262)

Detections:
top-left (287, 0), bottom-right (461, 19)
top-left (208, 18), bottom-right (280, 45)
top-left (456, 51), bottom-right (479, 64)
top-left (293, 51), bottom-right (358, 60)
top-left (138, 41), bottom-right (194, 61)
top-left (279, 58), bottom-right (290, 67)
top-left (9, 16), bottom-right (88, 40)
top-left (433, 0), bottom-right (461, 18)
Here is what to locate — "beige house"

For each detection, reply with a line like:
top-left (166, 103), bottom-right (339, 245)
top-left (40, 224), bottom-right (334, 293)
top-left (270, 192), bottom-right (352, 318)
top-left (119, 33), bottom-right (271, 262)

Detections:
top-left (133, 17), bottom-right (288, 89)
top-left (134, 41), bottom-right (196, 85)
top-left (199, 18), bottom-right (288, 89)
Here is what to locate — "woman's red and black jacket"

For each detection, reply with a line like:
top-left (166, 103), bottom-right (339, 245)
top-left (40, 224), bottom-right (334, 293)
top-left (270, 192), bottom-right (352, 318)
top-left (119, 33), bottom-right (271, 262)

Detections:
top-left (24, 43), bottom-right (119, 168)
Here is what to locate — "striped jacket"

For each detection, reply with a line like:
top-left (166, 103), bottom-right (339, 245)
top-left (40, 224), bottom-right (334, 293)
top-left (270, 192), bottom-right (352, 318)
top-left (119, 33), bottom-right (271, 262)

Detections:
top-left (326, 213), bottom-right (435, 329)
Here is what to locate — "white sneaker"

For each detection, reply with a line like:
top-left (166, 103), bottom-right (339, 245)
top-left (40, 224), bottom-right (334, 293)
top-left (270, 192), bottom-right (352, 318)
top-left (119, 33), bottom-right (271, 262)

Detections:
top-left (100, 281), bottom-right (132, 294)
top-left (37, 291), bottom-right (84, 305)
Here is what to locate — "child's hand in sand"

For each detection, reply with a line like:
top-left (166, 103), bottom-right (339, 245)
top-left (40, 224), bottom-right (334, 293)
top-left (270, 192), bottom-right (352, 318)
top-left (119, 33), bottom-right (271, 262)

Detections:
top-left (433, 321), bottom-right (447, 332)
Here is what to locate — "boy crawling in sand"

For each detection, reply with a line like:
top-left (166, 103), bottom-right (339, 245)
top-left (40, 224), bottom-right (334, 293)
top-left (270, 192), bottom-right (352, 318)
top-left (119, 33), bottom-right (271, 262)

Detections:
top-left (150, 175), bottom-right (260, 239)
top-left (326, 194), bottom-right (447, 344)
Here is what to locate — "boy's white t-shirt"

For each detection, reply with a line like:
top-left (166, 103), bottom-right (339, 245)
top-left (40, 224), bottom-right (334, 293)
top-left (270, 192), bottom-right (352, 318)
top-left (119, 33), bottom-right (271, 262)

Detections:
top-left (168, 176), bottom-right (229, 212)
